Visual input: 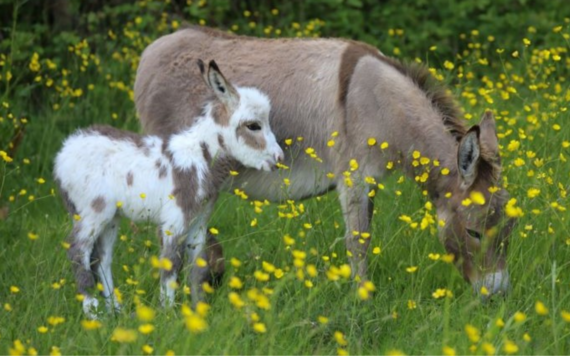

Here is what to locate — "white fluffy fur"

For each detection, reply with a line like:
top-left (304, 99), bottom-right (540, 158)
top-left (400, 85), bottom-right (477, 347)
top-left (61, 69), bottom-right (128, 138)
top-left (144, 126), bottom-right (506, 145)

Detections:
top-left (55, 65), bottom-right (284, 317)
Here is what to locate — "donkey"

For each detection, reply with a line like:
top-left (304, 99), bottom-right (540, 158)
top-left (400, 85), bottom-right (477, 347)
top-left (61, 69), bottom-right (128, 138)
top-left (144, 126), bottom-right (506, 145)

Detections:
top-left (134, 27), bottom-right (515, 298)
top-left (55, 59), bottom-right (284, 318)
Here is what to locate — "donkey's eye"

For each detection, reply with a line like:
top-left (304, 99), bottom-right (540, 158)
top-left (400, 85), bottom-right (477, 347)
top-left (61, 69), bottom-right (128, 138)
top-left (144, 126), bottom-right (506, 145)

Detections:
top-left (246, 122), bottom-right (262, 131)
top-left (466, 229), bottom-right (482, 239)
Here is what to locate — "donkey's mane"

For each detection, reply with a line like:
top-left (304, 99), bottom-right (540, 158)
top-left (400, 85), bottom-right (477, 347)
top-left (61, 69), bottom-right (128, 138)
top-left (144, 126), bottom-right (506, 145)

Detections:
top-left (383, 56), bottom-right (467, 140)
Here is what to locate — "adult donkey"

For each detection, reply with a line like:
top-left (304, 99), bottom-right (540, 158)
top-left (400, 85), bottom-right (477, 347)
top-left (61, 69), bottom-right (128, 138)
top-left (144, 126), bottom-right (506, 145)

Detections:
top-left (135, 26), bottom-right (514, 297)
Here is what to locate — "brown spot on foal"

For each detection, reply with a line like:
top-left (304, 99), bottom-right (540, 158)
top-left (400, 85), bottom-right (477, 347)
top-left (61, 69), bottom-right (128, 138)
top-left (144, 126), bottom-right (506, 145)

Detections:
top-left (126, 171), bottom-right (134, 186)
top-left (236, 125), bottom-right (266, 150)
top-left (91, 196), bottom-right (106, 213)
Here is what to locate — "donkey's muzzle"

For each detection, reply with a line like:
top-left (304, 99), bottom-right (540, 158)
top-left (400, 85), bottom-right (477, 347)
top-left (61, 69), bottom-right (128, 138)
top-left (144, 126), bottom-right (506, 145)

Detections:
top-left (473, 269), bottom-right (510, 300)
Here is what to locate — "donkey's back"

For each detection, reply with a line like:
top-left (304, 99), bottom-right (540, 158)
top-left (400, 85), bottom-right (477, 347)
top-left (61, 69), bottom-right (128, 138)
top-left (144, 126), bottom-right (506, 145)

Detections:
top-left (135, 26), bottom-right (410, 201)
top-left (137, 27), bottom-right (354, 141)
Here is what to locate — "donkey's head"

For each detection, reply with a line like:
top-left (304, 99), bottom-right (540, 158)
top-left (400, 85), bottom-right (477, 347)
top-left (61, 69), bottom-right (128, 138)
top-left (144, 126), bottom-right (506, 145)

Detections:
top-left (198, 59), bottom-right (283, 171)
top-left (437, 111), bottom-right (514, 298)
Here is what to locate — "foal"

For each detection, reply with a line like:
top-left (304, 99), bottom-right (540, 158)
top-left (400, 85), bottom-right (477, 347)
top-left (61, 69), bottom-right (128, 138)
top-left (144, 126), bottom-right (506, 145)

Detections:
top-left (55, 60), bottom-right (284, 318)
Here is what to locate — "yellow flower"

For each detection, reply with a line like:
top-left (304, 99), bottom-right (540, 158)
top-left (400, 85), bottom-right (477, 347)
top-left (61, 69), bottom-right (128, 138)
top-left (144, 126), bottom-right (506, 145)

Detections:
top-left (470, 191), bottom-right (485, 205)
top-left (10, 286), bottom-right (19, 294)
top-left (0, 150), bottom-right (13, 163)
top-left (380, 142), bottom-right (389, 149)
top-left (50, 346), bottom-right (61, 356)
top-left (358, 286), bottom-right (370, 300)
top-left (228, 292), bottom-right (245, 309)
top-left (560, 310), bottom-right (570, 322)
top-left (523, 38), bottom-right (531, 46)
top-left (432, 288), bottom-right (453, 299)
top-left (142, 345), bottom-right (154, 354)
top-left (209, 227), bottom-right (219, 235)
top-left (112, 328), bottom-right (138, 343)
top-left (81, 320), bottom-right (102, 330)
top-left (535, 300), bottom-right (549, 315)
top-left (318, 315), bottom-right (329, 324)
top-left (367, 138), bottom-right (377, 146)
top-left (527, 188), bottom-right (540, 198)
top-left (513, 311), bottom-right (526, 322)
top-left (150, 256), bottom-right (173, 271)
top-left (196, 258), bottom-right (207, 268)
top-left (442, 346), bottom-right (455, 356)
top-left (230, 257), bottom-right (242, 267)
top-left (405, 266), bottom-right (418, 273)
top-left (47, 316), bottom-right (65, 326)
top-left (503, 339), bottom-right (519, 354)
top-left (334, 331), bottom-right (348, 346)
top-left (229, 276), bottom-right (243, 289)
top-left (37, 326), bottom-right (49, 333)
top-left (274, 269), bottom-right (284, 279)
top-left (372, 246), bottom-right (381, 255)
top-left (428, 253), bottom-right (440, 260)
top-left (505, 198), bottom-right (524, 218)
top-left (138, 324), bottom-right (155, 334)
top-left (202, 282), bottom-right (214, 294)
top-left (186, 314), bottom-right (208, 333)
top-left (28, 232), bottom-right (39, 240)
top-left (482, 343), bottom-right (495, 356)
top-left (253, 322), bottom-right (267, 333)
top-left (349, 159), bottom-right (359, 171)
top-left (507, 140), bottom-right (521, 152)
top-left (464, 324), bottom-right (480, 343)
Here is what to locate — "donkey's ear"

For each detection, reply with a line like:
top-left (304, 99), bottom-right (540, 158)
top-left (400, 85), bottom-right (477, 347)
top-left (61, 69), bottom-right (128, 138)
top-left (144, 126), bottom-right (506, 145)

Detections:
top-left (479, 111), bottom-right (499, 156)
top-left (457, 126), bottom-right (481, 188)
top-left (204, 60), bottom-right (239, 110)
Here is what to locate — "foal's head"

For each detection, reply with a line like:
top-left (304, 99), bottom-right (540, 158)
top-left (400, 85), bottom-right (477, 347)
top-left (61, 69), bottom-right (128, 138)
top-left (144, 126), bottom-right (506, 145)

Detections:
top-left (437, 111), bottom-right (514, 298)
top-left (198, 59), bottom-right (284, 171)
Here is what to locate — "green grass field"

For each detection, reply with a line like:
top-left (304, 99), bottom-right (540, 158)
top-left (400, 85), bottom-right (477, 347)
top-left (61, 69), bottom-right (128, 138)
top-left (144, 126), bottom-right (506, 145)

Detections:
top-left (1, 2), bottom-right (570, 355)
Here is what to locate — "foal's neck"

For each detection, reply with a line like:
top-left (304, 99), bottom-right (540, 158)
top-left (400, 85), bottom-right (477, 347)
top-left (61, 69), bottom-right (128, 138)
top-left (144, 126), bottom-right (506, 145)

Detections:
top-left (166, 116), bottom-right (225, 169)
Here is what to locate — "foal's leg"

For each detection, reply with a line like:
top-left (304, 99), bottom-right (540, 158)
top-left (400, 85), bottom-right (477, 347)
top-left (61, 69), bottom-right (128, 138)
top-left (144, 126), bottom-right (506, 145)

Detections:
top-left (337, 182), bottom-right (375, 281)
top-left (94, 217), bottom-right (120, 313)
top-left (67, 218), bottom-right (106, 319)
top-left (185, 202), bottom-right (214, 305)
top-left (159, 229), bottom-right (186, 307)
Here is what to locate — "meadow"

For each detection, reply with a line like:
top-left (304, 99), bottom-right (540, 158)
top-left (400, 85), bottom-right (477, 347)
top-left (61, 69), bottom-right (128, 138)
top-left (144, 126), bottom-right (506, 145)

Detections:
top-left (1, 0), bottom-right (570, 354)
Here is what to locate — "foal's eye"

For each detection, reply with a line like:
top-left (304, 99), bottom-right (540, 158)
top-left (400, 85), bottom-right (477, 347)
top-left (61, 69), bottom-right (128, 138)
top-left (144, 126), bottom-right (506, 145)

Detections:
top-left (246, 122), bottom-right (262, 131)
top-left (466, 229), bottom-right (482, 239)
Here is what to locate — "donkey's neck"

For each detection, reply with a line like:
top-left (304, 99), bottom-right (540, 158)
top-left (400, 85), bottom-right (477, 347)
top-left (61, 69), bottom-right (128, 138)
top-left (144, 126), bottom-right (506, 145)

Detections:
top-left (395, 113), bottom-right (462, 202)
top-left (166, 116), bottom-right (225, 169)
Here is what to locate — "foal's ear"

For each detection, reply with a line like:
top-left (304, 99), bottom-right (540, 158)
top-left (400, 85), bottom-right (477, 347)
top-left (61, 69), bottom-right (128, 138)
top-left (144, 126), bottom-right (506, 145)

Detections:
top-left (457, 126), bottom-right (481, 188)
top-left (198, 59), bottom-right (239, 110)
top-left (479, 111), bottom-right (499, 156)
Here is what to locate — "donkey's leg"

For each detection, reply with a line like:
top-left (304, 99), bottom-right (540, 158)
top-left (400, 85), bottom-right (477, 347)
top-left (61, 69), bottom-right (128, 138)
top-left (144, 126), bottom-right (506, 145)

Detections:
top-left (67, 219), bottom-right (106, 319)
top-left (337, 183), bottom-right (375, 281)
top-left (185, 202), bottom-right (214, 305)
top-left (94, 217), bottom-right (120, 313)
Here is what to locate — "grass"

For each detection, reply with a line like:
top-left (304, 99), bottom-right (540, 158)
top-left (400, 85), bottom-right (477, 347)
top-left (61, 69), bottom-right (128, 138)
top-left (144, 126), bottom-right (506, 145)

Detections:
top-left (1, 3), bottom-right (570, 355)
